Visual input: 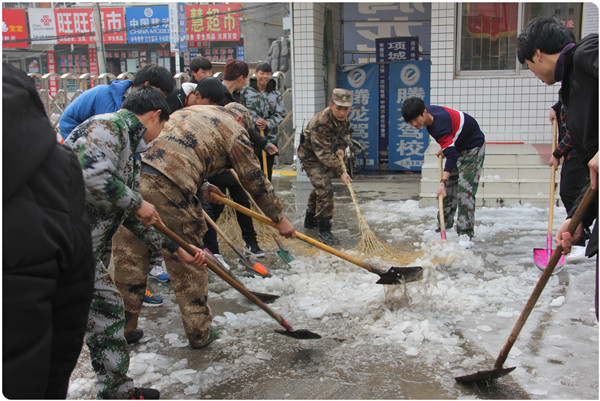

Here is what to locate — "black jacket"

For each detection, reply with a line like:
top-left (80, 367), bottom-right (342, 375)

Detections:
top-left (559, 34), bottom-right (598, 256)
top-left (2, 65), bottom-right (94, 398)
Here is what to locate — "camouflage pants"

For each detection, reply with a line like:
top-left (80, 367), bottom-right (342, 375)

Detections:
top-left (302, 160), bottom-right (335, 221)
top-left (85, 249), bottom-right (134, 399)
top-left (439, 144), bottom-right (485, 238)
top-left (112, 172), bottom-right (213, 348)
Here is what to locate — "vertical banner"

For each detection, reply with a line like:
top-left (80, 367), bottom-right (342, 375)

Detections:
top-left (237, 45), bottom-right (245, 61)
top-left (376, 37), bottom-right (419, 167)
top-left (46, 50), bottom-right (58, 96)
top-left (388, 60), bottom-right (430, 171)
top-left (337, 64), bottom-right (379, 170)
top-left (178, 3), bottom-right (187, 53)
top-left (168, 3), bottom-right (180, 52)
top-left (88, 46), bottom-right (98, 75)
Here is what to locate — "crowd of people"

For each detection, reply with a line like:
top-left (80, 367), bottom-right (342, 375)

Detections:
top-left (2, 16), bottom-right (597, 399)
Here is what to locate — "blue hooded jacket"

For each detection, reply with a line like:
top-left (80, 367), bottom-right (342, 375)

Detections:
top-left (59, 79), bottom-right (133, 139)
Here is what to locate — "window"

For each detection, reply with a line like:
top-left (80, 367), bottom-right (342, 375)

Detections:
top-left (457, 3), bottom-right (584, 75)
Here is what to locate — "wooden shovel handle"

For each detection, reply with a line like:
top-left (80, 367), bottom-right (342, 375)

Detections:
top-left (213, 194), bottom-right (381, 275)
top-left (438, 155), bottom-right (446, 233)
top-left (547, 119), bottom-right (558, 234)
top-left (153, 220), bottom-right (288, 328)
top-left (495, 184), bottom-right (597, 369)
top-left (260, 129), bottom-right (268, 175)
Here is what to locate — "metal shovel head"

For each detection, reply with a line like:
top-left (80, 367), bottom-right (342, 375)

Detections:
top-left (375, 266), bottom-right (423, 285)
top-left (274, 328), bottom-right (322, 340)
top-left (455, 366), bottom-right (516, 384)
top-left (277, 249), bottom-right (294, 264)
top-left (252, 291), bottom-right (280, 303)
top-left (533, 248), bottom-right (566, 273)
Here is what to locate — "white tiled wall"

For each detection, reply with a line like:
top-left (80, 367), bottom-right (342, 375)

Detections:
top-left (291, 3), bottom-right (343, 178)
top-left (431, 3), bottom-right (559, 143)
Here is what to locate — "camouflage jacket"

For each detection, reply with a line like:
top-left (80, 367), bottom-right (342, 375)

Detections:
top-left (65, 109), bottom-right (177, 256)
top-left (142, 105), bottom-right (285, 223)
top-left (297, 107), bottom-right (351, 177)
top-left (240, 78), bottom-right (286, 144)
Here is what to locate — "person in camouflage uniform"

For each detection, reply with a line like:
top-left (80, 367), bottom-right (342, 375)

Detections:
top-left (241, 61), bottom-right (286, 180)
top-left (401, 97), bottom-right (486, 248)
top-left (112, 103), bottom-right (296, 349)
top-left (64, 87), bottom-right (205, 399)
top-left (297, 88), bottom-right (353, 245)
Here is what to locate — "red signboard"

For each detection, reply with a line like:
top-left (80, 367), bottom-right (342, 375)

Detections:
top-left (54, 7), bottom-right (126, 44)
top-left (186, 3), bottom-right (240, 43)
top-left (2, 9), bottom-right (29, 47)
top-left (47, 50), bottom-right (58, 96)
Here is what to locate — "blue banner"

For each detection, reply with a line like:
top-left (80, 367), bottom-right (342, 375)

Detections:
top-left (126, 6), bottom-right (170, 44)
top-left (376, 37), bottom-right (419, 62)
top-left (178, 3), bottom-right (187, 53)
top-left (388, 60), bottom-right (430, 171)
top-left (337, 64), bottom-right (379, 170)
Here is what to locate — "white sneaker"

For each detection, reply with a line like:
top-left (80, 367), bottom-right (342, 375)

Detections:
top-left (458, 234), bottom-right (473, 249)
top-left (566, 245), bottom-right (587, 262)
top-left (148, 264), bottom-right (170, 282)
top-left (214, 254), bottom-right (231, 270)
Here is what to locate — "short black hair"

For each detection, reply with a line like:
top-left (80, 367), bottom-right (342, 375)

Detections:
top-left (190, 56), bottom-right (212, 73)
top-left (400, 97), bottom-right (426, 122)
top-left (223, 59), bottom-right (249, 81)
top-left (122, 86), bottom-right (171, 122)
top-left (517, 17), bottom-right (576, 63)
top-left (132, 64), bottom-right (175, 94)
top-left (196, 77), bottom-right (224, 104)
top-left (255, 61), bottom-right (272, 73)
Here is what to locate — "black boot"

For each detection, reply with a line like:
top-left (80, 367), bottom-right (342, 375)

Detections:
top-left (304, 211), bottom-right (317, 229)
top-left (318, 219), bottom-right (339, 245)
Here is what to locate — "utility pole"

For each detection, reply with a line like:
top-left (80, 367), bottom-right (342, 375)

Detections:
top-left (92, 2), bottom-right (107, 74)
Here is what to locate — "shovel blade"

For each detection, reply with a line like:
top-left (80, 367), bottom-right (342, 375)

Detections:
top-left (251, 291), bottom-right (280, 303)
top-left (375, 266), bottom-right (423, 285)
top-left (275, 328), bottom-right (322, 340)
top-left (455, 366), bottom-right (516, 384)
top-left (277, 249), bottom-right (294, 264)
top-left (533, 248), bottom-right (566, 271)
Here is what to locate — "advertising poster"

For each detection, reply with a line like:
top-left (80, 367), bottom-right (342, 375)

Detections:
top-left (2, 8), bottom-right (28, 47)
top-left (126, 5), bottom-right (169, 44)
top-left (337, 63), bottom-right (379, 170)
top-left (186, 3), bottom-right (240, 45)
top-left (28, 8), bottom-right (58, 45)
top-left (388, 60), bottom-right (430, 171)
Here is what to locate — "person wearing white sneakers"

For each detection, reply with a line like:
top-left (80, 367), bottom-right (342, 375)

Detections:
top-left (402, 97), bottom-right (486, 249)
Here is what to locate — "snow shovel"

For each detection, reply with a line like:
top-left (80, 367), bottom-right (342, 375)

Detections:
top-left (213, 194), bottom-right (423, 284)
top-left (153, 220), bottom-right (321, 340)
top-left (202, 248), bottom-right (279, 303)
top-left (229, 169), bottom-right (294, 265)
top-left (533, 119), bottom-right (566, 273)
top-left (455, 185), bottom-right (597, 384)
top-left (202, 209), bottom-right (272, 277)
top-left (437, 154), bottom-right (447, 240)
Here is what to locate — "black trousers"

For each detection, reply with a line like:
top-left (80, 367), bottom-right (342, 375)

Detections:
top-left (202, 171), bottom-right (257, 254)
top-left (560, 152), bottom-right (590, 246)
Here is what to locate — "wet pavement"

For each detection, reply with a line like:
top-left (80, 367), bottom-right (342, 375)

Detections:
top-left (68, 172), bottom-right (598, 400)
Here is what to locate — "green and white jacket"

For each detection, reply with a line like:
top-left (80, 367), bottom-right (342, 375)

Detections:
top-left (241, 77), bottom-right (286, 144)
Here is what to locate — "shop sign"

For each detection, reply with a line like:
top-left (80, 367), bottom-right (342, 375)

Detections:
top-left (186, 3), bottom-right (240, 43)
top-left (126, 6), bottom-right (170, 44)
top-left (54, 7), bottom-right (126, 44)
top-left (2, 8), bottom-right (28, 48)
top-left (28, 8), bottom-right (58, 44)
top-left (46, 50), bottom-right (58, 96)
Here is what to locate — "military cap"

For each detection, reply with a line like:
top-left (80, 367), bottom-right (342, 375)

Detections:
top-left (331, 88), bottom-right (352, 107)
top-left (224, 102), bottom-right (253, 130)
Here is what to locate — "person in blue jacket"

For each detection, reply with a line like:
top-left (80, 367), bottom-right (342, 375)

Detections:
top-left (401, 97), bottom-right (486, 248)
top-left (58, 64), bottom-right (175, 140)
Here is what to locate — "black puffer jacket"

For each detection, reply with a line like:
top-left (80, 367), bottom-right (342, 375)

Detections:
top-left (559, 34), bottom-right (598, 257)
top-left (2, 65), bottom-right (94, 398)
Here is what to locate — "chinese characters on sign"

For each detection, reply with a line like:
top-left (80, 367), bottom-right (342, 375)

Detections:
top-left (54, 8), bottom-right (126, 44)
top-left (2, 8), bottom-right (28, 47)
top-left (186, 3), bottom-right (240, 45)
top-left (126, 6), bottom-right (170, 44)
top-left (388, 60), bottom-right (430, 171)
top-left (337, 64), bottom-right (379, 170)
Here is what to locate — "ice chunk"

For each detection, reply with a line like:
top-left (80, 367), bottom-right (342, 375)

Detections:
top-left (550, 296), bottom-right (565, 307)
top-left (172, 368), bottom-right (197, 384)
